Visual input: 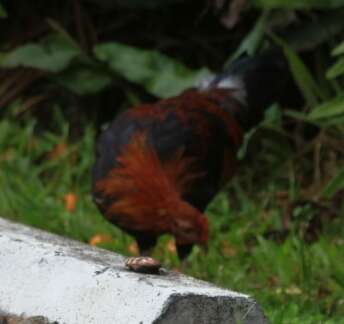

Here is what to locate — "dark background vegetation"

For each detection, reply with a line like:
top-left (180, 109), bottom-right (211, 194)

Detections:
top-left (0, 1), bottom-right (343, 322)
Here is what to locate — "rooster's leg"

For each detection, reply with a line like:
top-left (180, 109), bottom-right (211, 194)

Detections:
top-left (135, 234), bottom-right (157, 256)
top-left (176, 244), bottom-right (193, 260)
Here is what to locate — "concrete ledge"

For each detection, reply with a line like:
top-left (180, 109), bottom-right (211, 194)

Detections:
top-left (0, 218), bottom-right (267, 324)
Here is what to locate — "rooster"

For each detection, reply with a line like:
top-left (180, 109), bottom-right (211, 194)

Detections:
top-left (92, 50), bottom-right (297, 259)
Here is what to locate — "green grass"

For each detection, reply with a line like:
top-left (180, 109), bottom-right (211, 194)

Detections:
top-left (1, 113), bottom-right (343, 323)
top-left (1, 1), bottom-right (344, 322)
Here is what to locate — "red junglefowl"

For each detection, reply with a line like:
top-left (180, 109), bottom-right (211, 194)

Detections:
top-left (92, 50), bottom-right (298, 259)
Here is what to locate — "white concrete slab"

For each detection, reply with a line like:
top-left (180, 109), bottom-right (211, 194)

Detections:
top-left (0, 217), bottom-right (268, 324)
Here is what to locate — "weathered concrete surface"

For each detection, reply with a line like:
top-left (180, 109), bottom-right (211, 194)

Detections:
top-left (0, 218), bottom-right (268, 324)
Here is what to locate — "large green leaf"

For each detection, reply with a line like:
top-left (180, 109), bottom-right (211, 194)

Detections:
top-left (86, 0), bottom-right (183, 9)
top-left (327, 42), bottom-right (344, 79)
top-left (94, 42), bottom-right (211, 98)
top-left (308, 94), bottom-right (344, 120)
top-left (253, 0), bottom-right (344, 9)
top-left (285, 48), bottom-right (322, 106)
top-left (0, 35), bottom-right (81, 72)
top-left (332, 41), bottom-right (344, 56)
top-left (284, 10), bottom-right (344, 52)
top-left (327, 57), bottom-right (344, 79)
top-left (273, 36), bottom-right (325, 106)
top-left (227, 11), bottom-right (269, 64)
top-left (56, 66), bottom-right (112, 95)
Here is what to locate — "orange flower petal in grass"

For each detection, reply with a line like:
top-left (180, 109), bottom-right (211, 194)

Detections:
top-left (47, 142), bottom-right (68, 160)
top-left (127, 242), bottom-right (140, 256)
top-left (221, 240), bottom-right (237, 257)
top-left (166, 239), bottom-right (177, 254)
top-left (63, 193), bottom-right (78, 213)
top-left (89, 234), bottom-right (113, 246)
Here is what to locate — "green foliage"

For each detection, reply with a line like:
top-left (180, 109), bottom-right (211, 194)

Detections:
top-left (253, 0), bottom-right (344, 9)
top-left (1, 35), bottom-right (210, 98)
top-left (0, 2), bottom-right (6, 18)
top-left (332, 41), bottom-right (344, 56)
top-left (0, 116), bottom-right (343, 323)
top-left (56, 66), bottom-right (112, 95)
top-left (0, 116), bottom-right (119, 240)
top-left (321, 167), bottom-right (344, 198)
top-left (327, 58), bottom-right (344, 79)
top-left (274, 37), bottom-right (326, 106)
top-left (327, 41), bottom-right (344, 79)
top-left (86, 0), bottom-right (184, 9)
top-left (274, 40), bottom-right (344, 129)
top-left (115, 0), bottom-right (183, 9)
top-left (1, 1), bottom-right (344, 322)
top-left (0, 35), bottom-right (81, 72)
top-left (227, 11), bottom-right (269, 63)
top-left (94, 42), bottom-right (211, 98)
top-left (308, 94), bottom-right (344, 121)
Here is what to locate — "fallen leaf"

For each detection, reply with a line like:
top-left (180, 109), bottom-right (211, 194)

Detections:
top-left (47, 142), bottom-right (68, 160)
top-left (0, 149), bottom-right (15, 161)
top-left (127, 242), bottom-right (140, 256)
top-left (333, 238), bottom-right (344, 246)
top-left (221, 240), bottom-right (237, 257)
top-left (275, 287), bottom-right (283, 295)
top-left (268, 276), bottom-right (279, 287)
top-left (70, 150), bottom-right (78, 164)
top-left (89, 234), bottom-right (113, 246)
top-left (317, 286), bottom-right (331, 299)
top-left (285, 285), bottom-right (302, 295)
top-left (63, 193), bottom-right (78, 213)
top-left (166, 239), bottom-right (177, 254)
top-left (276, 190), bottom-right (289, 201)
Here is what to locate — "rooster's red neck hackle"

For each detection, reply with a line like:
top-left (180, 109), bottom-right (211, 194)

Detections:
top-left (96, 131), bottom-right (208, 244)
